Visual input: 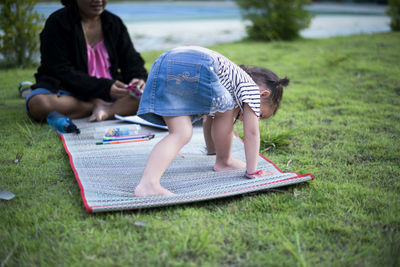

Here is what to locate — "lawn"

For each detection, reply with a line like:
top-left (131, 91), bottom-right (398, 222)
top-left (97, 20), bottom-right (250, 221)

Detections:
top-left (1, 32), bottom-right (399, 266)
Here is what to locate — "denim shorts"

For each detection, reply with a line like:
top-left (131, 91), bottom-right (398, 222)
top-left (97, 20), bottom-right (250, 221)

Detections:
top-left (137, 47), bottom-right (235, 126)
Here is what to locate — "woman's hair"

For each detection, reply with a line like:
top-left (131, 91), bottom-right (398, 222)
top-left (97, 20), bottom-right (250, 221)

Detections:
top-left (240, 65), bottom-right (289, 113)
top-left (61, 0), bottom-right (74, 6)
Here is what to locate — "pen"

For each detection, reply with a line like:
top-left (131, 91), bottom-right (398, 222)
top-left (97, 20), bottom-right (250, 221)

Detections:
top-left (96, 137), bottom-right (152, 145)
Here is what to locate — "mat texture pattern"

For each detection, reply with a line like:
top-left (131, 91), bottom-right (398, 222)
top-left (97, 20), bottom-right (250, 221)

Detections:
top-left (60, 119), bottom-right (313, 213)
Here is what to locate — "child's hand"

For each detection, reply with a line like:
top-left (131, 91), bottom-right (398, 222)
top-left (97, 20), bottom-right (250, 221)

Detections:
top-left (245, 170), bottom-right (276, 179)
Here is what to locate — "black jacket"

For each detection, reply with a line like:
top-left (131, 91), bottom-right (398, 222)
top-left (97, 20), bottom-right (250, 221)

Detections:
top-left (32, 2), bottom-right (147, 101)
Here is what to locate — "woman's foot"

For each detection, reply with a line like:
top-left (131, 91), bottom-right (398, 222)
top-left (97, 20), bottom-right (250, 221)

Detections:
top-left (88, 99), bottom-right (112, 122)
top-left (213, 157), bottom-right (246, 172)
top-left (134, 182), bottom-right (175, 197)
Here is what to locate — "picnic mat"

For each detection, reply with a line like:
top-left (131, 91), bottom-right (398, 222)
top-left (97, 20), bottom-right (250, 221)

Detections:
top-left (59, 118), bottom-right (313, 213)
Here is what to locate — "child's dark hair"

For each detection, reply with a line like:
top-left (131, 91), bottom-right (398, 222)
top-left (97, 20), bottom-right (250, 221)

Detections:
top-left (240, 65), bottom-right (289, 114)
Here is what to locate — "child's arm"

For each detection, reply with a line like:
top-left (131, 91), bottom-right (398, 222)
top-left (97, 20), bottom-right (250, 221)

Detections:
top-left (242, 103), bottom-right (260, 174)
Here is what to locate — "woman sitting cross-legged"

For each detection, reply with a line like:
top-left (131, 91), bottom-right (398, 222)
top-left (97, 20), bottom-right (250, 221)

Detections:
top-left (26, 0), bottom-right (148, 122)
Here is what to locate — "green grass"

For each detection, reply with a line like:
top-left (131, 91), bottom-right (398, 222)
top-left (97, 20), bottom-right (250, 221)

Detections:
top-left (1, 32), bottom-right (400, 266)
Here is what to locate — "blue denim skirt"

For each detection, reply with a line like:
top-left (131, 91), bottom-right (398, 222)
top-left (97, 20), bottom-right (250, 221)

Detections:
top-left (137, 47), bottom-right (235, 126)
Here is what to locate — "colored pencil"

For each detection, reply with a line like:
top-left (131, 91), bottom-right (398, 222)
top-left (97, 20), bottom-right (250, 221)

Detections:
top-left (96, 137), bottom-right (152, 145)
top-left (103, 134), bottom-right (154, 142)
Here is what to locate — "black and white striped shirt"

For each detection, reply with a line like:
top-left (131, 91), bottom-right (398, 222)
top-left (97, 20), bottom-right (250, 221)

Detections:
top-left (202, 48), bottom-right (260, 117)
top-left (179, 46), bottom-right (261, 117)
top-left (214, 53), bottom-right (260, 118)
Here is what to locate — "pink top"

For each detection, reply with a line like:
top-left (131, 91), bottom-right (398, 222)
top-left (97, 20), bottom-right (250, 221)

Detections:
top-left (87, 39), bottom-right (112, 79)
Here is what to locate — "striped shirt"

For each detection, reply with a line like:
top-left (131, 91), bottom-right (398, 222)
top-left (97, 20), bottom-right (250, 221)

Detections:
top-left (214, 53), bottom-right (260, 118)
top-left (180, 46), bottom-right (261, 117)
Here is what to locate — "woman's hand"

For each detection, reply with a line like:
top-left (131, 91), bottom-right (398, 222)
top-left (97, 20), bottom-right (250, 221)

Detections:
top-left (110, 80), bottom-right (129, 99)
top-left (128, 78), bottom-right (146, 91)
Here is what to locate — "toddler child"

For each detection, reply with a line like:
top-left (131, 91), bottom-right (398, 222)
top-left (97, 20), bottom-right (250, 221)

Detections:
top-left (134, 46), bottom-right (289, 197)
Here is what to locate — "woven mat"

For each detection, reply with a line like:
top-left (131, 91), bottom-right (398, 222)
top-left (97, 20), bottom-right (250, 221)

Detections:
top-left (59, 119), bottom-right (313, 213)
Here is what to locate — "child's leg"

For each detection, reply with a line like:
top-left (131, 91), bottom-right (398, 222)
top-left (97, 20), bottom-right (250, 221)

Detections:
top-left (212, 109), bottom-right (246, 171)
top-left (134, 115), bottom-right (193, 197)
top-left (202, 115), bottom-right (216, 155)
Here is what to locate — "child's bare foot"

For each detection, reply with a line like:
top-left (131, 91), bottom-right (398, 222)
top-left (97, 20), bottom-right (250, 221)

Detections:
top-left (88, 99), bottom-right (112, 122)
top-left (213, 158), bottom-right (246, 172)
top-left (134, 182), bottom-right (175, 197)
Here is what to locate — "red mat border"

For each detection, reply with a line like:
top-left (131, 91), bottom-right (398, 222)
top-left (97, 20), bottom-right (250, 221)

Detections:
top-left (60, 133), bottom-right (313, 213)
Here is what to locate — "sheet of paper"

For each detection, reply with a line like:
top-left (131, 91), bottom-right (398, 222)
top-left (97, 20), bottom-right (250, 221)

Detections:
top-left (115, 114), bottom-right (168, 130)
top-left (0, 190), bottom-right (15, 200)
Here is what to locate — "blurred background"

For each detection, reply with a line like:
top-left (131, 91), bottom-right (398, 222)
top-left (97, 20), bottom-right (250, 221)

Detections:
top-left (0, 0), bottom-right (394, 67)
top-left (33, 0), bottom-right (390, 52)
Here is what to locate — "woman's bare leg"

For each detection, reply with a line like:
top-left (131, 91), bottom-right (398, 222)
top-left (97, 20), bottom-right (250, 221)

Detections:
top-left (212, 110), bottom-right (246, 171)
top-left (88, 95), bottom-right (140, 122)
top-left (28, 94), bottom-right (94, 121)
top-left (134, 116), bottom-right (193, 197)
top-left (28, 94), bottom-right (140, 122)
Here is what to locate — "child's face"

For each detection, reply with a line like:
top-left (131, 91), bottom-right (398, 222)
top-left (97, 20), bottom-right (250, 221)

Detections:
top-left (259, 102), bottom-right (276, 120)
top-left (259, 85), bottom-right (276, 120)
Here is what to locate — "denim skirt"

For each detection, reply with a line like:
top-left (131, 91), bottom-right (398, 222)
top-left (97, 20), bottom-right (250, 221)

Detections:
top-left (137, 47), bottom-right (235, 126)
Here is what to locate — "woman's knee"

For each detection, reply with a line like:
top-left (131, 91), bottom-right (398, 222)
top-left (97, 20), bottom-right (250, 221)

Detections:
top-left (27, 94), bottom-right (54, 120)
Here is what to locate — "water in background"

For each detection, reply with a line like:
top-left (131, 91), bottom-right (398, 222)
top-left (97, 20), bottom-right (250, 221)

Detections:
top-left (34, 1), bottom-right (245, 51)
top-left (34, 1), bottom-right (241, 22)
top-left (34, 1), bottom-right (388, 21)
top-left (0, 2), bottom-right (391, 61)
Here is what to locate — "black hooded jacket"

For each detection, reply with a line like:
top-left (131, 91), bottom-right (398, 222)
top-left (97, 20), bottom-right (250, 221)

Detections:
top-left (32, 2), bottom-right (148, 101)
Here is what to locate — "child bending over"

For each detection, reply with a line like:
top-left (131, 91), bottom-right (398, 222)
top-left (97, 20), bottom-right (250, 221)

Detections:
top-left (134, 46), bottom-right (289, 197)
